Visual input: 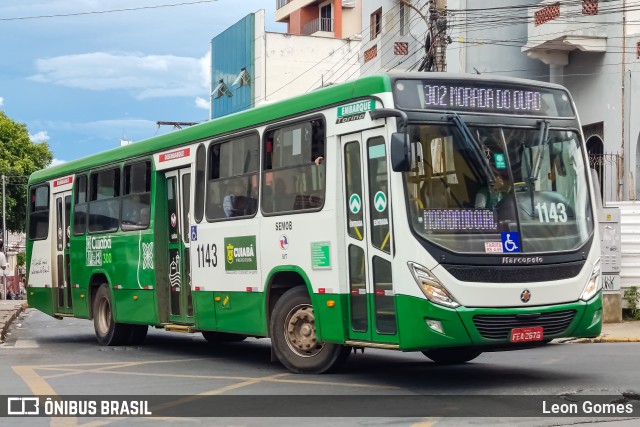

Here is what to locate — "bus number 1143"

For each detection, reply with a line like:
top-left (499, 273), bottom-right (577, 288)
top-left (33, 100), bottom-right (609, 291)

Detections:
top-left (196, 244), bottom-right (218, 268)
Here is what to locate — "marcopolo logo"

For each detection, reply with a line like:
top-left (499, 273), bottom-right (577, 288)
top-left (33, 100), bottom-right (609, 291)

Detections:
top-left (224, 236), bottom-right (257, 272)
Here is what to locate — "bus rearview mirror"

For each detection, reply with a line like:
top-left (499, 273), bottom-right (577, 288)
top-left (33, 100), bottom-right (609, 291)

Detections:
top-left (390, 132), bottom-right (410, 172)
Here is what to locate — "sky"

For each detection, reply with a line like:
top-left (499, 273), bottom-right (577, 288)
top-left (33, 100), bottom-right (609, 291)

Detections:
top-left (0, 0), bottom-right (285, 166)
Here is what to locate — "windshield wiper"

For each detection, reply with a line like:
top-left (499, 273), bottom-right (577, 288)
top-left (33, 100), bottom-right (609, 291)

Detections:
top-left (528, 120), bottom-right (550, 211)
top-left (446, 112), bottom-right (495, 185)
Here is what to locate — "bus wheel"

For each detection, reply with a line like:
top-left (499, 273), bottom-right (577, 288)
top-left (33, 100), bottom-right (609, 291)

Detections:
top-left (421, 348), bottom-right (482, 364)
top-left (93, 284), bottom-right (131, 346)
top-left (127, 325), bottom-right (148, 346)
top-left (270, 286), bottom-right (346, 374)
top-left (202, 331), bottom-right (247, 343)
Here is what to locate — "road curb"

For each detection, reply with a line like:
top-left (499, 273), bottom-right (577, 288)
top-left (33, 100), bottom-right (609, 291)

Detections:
top-left (567, 336), bottom-right (640, 343)
top-left (0, 301), bottom-right (27, 342)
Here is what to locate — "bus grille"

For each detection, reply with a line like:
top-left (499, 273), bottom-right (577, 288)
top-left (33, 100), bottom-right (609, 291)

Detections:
top-left (442, 262), bottom-right (584, 283)
top-left (472, 309), bottom-right (576, 340)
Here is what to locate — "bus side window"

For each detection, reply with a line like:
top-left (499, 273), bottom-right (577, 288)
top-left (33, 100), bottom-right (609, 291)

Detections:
top-left (73, 175), bottom-right (88, 235)
top-left (206, 133), bottom-right (259, 221)
top-left (261, 119), bottom-right (325, 214)
top-left (29, 185), bottom-right (50, 240)
top-left (88, 168), bottom-right (120, 233)
top-left (121, 161), bottom-right (151, 230)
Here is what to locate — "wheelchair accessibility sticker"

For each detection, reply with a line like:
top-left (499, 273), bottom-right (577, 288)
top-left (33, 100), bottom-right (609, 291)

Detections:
top-left (501, 232), bottom-right (520, 253)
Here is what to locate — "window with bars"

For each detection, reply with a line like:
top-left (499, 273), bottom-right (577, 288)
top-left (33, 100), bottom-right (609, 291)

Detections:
top-left (371, 8), bottom-right (382, 40)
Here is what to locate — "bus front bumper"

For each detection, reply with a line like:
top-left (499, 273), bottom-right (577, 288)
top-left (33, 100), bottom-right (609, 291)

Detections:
top-left (395, 292), bottom-right (602, 351)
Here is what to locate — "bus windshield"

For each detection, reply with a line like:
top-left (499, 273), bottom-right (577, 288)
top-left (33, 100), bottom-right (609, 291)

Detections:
top-left (404, 123), bottom-right (594, 254)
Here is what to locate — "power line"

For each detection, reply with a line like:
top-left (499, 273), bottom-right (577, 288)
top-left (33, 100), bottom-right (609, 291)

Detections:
top-left (0, 0), bottom-right (218, 22)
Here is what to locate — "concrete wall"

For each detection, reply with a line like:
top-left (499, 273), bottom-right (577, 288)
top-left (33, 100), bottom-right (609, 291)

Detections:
top-left (561, 10), bottom-right (640, 203)
top-left (460, 0), bottom-right (548, 79)
top-left (342, 1), bottom-right (362, 39)
top-left (358, 0), bottom-right (546, 77)
top-left (262, 33), bottom-right (360, 100)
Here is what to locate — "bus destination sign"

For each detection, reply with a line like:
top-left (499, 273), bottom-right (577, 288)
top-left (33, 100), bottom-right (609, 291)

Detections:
top-left (393, 79), bottom-right (575, 117)
top-left (423, 85), bottom-right (542, 113)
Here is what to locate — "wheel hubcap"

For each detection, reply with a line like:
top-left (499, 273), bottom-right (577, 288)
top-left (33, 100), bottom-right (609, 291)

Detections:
top-left (284, 304), bottom-right (324, 357)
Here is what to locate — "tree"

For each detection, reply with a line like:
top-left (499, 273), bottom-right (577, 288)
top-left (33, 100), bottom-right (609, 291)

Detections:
top-left (16, 251), bottom-right (26, 267)
top-left (0, 111), bottom-right (53, 232)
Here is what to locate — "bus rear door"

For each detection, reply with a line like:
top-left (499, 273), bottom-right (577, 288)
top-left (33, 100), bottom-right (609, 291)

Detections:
top-left (164, 168), bottom-right (194, 324)
top-left (53, 187), bottom-right (73, 316)
top-left (341, 130), bottom-right (398, 345)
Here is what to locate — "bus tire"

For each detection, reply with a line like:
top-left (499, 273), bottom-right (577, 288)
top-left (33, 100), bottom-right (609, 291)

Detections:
top-left (127, 325), bottom-right (148, 346)
top-left (93, 284), bottom-right (131, 346)
top-left (202, 331), bottom-right (247, 343)
top-left (270, 286), bottom-right (346, 374)
top-left (421, 348), bottom-right (482, 364)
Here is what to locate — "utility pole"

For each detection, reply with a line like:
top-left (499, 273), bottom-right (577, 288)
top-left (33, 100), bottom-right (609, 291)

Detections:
top-left (2, 174), bottom-right (6, 300)
top-left (432, 0), bottom-right (448, 72)
top-left (418, 0), bottom-right (448, 72)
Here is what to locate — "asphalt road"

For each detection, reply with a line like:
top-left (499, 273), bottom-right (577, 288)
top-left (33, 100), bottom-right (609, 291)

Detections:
top-left (1, 308), bottom-right (639, 426)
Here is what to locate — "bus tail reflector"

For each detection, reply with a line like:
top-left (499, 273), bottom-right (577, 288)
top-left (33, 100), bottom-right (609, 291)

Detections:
top-left (326, 300), bottom-right (335, 307)
top-left (73, 284), bottom-right (80, 288)
top-left (114, 285), bottom-right (122, 290)
top-left (144, 285), bottom-right (154, 290)
top-left (246, 287), bottom-right (257, 292)
top-left (195, 286), bottom-right (201, 291)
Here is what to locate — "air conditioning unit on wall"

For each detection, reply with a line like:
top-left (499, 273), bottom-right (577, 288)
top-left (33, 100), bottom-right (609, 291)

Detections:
top-left (342, 0), bottom-right (356, 8)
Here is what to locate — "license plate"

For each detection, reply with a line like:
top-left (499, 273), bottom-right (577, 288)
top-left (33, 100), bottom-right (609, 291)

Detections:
top-left (510, 326), bottom-right (544, 343)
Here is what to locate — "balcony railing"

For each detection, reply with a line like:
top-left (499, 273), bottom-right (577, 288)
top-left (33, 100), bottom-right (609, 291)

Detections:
top-left (303, 17), bottom-right (333, 35)
top-left (276, 0), bottom-right (289, 10)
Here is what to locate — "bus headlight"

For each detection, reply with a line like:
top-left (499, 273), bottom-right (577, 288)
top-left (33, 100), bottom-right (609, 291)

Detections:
top-left (580, 258), bottom-right (601, 301)
top-left (408, 262), bottom-right (460, 308)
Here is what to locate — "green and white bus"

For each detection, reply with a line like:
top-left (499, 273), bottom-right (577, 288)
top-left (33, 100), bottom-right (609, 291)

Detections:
top-left (26, 73), bottom-right (602, 373)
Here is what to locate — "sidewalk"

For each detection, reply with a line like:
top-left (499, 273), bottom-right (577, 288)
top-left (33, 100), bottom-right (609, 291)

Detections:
top-left (0, 300), bottom-right (27, 342)
top-left (569, 320), bottom-right (640, 343)
top-left (1, 300), bottom-right (640, 343)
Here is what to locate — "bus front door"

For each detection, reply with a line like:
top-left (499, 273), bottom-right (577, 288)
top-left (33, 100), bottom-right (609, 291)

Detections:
top-left (165, 169), bottom-right (194, 324)
top-left (53, 191), bottom-right (73, 315)
top-left (341, 130), bottom-right (398, 345)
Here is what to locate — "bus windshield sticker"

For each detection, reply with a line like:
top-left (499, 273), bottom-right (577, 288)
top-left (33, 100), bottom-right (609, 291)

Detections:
top-left (311, 241), bottom-right (331, 270)
top-left (190, 225), bottom-right (198, 241)
top-left (484, 242), bottom-right (503, 253)
top-left (501, 232), bottom-right (521, 253)
top-left (494, 153), bottom-right (507, 169)
top-left (224, 236), bottom-right (257, 273)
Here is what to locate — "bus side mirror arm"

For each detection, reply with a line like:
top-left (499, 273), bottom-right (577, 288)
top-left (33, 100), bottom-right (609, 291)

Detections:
top-left (369, 109), bottom-right (411, 172)
top-left (369, 108), bottom-right (408, 132)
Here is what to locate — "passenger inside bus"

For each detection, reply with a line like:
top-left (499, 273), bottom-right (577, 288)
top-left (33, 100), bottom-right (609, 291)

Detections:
top-left (222, 179), bottom-right (255, 218)
top-left (474, 171), bottom-right (510, 209)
